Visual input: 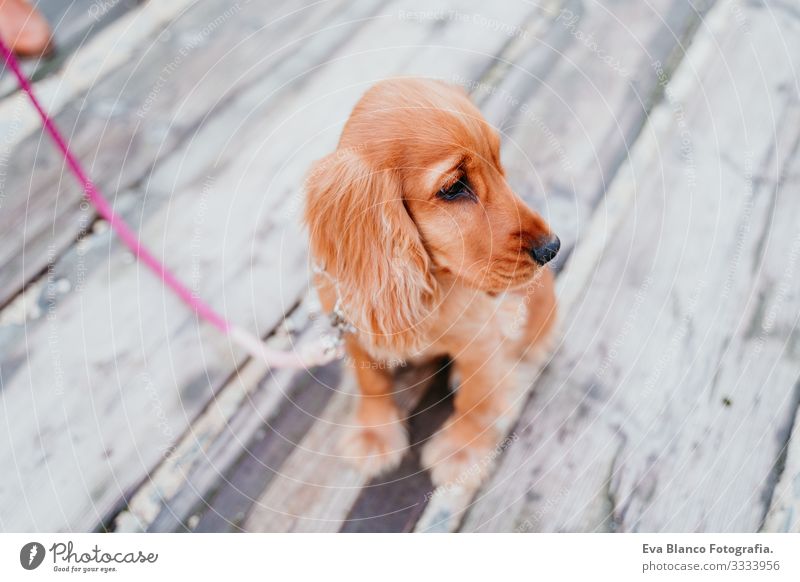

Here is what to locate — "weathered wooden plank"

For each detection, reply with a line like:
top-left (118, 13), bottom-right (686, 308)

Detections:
top-left (239, 0), bottom-right (558, 532)
top-left (0, 0), bottom-right (397, 532)
top-left (758, 114), bottom-right (800, 533)
top-left (197, 360), bottom-right (451, 533)
top-left (37, 0), bottom-right (140, 49)
top-left (1, 0), bottom-right (550, 533)
top-left (121, 0), bottom-right (557, 534)
top-left (415, 0), bottom-right (716, 532)
top-left (339, 364), bottom-right (453, 533)
top-left (458, 0), bottom-right (800, 532)
top-left (121, 0), bottom-right (545, 533)
top-left (470, 0), bottom-right (714, 265)
top-left (242, 360), bottom-right (444, 532)
top-left (159, 0), bottom-right (708, 527)
top-left (0, 0), bottom-right (179, 99)
top-left (110, 299), bottom-right (315, 532)
top-left (0, 0), bottom-right (350, 308)
top-left (0, 183), bottom-right (310, 532)
top-left (187, 362), bottom-right (342, 533)
top-left (0, 0), bottom-right (140, 97)
top-left (763, 380), bottom-right (800, 532)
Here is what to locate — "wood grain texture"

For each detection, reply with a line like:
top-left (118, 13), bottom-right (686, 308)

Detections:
top-left (416, 0), bottom-right (716, 532)
top-left (241, 0), bottom-right (551, 532)
top-left (0, 1), bottom-right (197, 128)
top-left (758, 106), bottom-right (800, 533)
top-left (187, 362), bottom-right (342, 533)
top-left (459, 0), bottom-right (800, 532)
top-left (242, 361), bottom-right (446, 532)
top-left (111, 299), bottom-right (317, 532)
top-left (0, 0), bottom-right (390, 532)
top-left (339, 362), bottom-right (453, 533)
top-left (2, 0), bottom-right (797, 535)
top-left (120, 0), bottom-right (544, 534)
top-left (0, 0), bottom-right (540, 533)
top-left (0, 0), bottom-right (368, 308)
top-left (481, 0), bottom-right (715, 267)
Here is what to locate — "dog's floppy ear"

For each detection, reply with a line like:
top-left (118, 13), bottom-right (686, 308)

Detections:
top-left (304, 148), bottom-right (435, 353)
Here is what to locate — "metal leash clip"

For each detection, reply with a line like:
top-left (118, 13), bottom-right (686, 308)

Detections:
top-left (320, 301), bottom-right (355, 358)
top-left (309, 262), bottom-right (354, 360)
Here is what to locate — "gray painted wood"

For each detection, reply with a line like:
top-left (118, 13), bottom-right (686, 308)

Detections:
top-left (0, 0), bottom-right (140, 97)
top-left (241, 360), bottom-right (446, 532)
top-left (474, 0), bottom-right (715, 269)
top-left (340, 361), bottom-right (453, 533)
top-left (759, 110), bottom-right (800, 534)
top-left (2, 0), bottom-right (797, 535)
top-left (119, 0), bottom-right (547, 534)
top-left (110, 299), bottom-right (320, 532)
top-left (0, 0), bottom-right (369, 308)
top-left (240, 0), bottom-right (555, 532)
top-left (459, 0), bottom-right (800, 532)
top-left (416, 0), bottom-right (717, 532)
top-left (0, 0), bottom-right (540, 533)
top-left (0, 0), bottom-right (391, 532)
top-left (164, 361), bottom-right (343, 533)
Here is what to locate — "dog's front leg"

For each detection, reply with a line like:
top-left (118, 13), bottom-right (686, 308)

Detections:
top-left (338, 338), bottom-right (409, 478)
top-left (421, 334), bottom-right (519, 489)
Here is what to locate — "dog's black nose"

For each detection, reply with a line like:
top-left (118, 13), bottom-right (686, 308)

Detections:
top-left (530, 235), bottom-right (560, 266)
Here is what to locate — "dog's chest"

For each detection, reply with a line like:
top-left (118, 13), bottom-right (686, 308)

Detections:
top-left (369, 289), bottom-right (528, 364)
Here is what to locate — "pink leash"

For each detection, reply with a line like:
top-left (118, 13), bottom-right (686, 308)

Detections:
top-left (0, 37), bottom-right (339, 370)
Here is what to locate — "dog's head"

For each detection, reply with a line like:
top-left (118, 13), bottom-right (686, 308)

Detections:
top-left (305, 78), bottom-right (558, 351)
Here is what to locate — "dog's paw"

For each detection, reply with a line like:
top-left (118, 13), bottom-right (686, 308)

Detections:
top-left (339, 411), bottom-right (408, 479)
top-left (421, 423), bottom-right (498, 489)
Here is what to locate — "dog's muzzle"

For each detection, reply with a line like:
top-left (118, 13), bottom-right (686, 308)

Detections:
top-left (530, 235), bottom-right (560, 266)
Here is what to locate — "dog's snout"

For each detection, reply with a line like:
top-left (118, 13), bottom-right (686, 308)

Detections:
top-left (530, 235), bottom-right (560, 266)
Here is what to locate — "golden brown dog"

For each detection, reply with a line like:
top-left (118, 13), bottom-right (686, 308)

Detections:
top-left (305, 78), bottom-right (558, 487)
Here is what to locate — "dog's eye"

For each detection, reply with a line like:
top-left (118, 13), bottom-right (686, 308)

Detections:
top-left (437, 176), bottom-right (473, 201)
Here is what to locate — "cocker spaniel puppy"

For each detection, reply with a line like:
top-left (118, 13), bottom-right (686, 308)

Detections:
top-left (305, 78), bottom-right (559, 487)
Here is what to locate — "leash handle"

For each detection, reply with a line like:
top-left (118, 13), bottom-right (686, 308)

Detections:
top-left (0, 37), bottom-right (340, 369)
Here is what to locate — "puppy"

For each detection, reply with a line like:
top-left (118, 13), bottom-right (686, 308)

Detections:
top-left (304, 78), bottom-right (558, 487)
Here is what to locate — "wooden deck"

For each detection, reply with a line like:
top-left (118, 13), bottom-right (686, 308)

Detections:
top-left (1, 0), bottom-right (799, 533)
